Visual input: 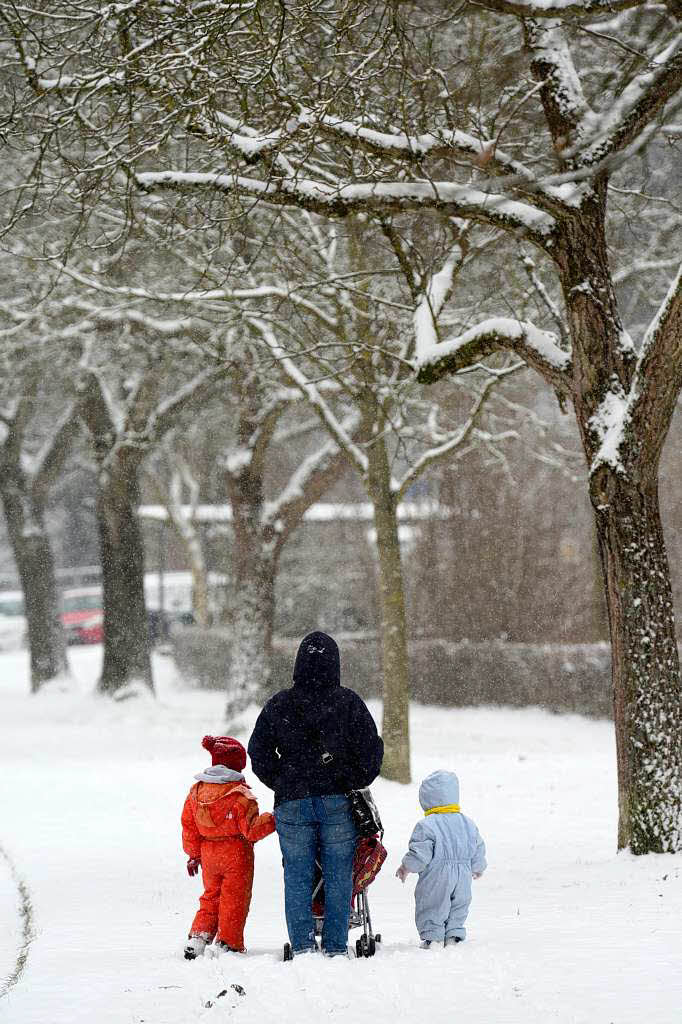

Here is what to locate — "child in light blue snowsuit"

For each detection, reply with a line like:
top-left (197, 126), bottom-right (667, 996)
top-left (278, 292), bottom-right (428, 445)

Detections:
top-left (396, 769), bottom-right (486, 947)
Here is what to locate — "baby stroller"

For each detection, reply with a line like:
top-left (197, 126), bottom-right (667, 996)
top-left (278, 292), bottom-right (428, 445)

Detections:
top-left (283, 791), bottom-right (387, 960)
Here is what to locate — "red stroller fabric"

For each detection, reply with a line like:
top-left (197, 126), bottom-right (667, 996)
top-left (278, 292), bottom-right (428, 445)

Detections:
top-left (312, 836), bottom-right (387, 916)
top-left (352, 836), bottom-right (387, 897)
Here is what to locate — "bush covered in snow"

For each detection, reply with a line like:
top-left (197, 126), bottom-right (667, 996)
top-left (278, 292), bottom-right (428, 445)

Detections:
top-left (172, 629), bottom-right (615, 717)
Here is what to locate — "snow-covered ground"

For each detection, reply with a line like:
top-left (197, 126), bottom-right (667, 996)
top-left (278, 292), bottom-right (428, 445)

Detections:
top-left (1, 647), bottom-right (680, 1024)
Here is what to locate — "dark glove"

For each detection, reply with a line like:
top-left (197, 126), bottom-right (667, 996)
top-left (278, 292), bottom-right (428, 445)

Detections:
top-left (186, 857), bottom-right (200, 877)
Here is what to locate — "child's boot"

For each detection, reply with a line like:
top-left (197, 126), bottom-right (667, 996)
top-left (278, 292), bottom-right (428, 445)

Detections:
top-left (184, 934), bottom-right (209, 960)
top-left (419, 939), bottom-right (435, 949)
top-left (214, 940), bottom-right (246, 955)
top-left (444, 936), bottom-right (464, 947)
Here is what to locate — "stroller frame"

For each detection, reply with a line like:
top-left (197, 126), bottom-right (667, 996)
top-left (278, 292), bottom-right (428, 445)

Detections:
top-left (283, 834), bottom-right (385, 960)
top-left (346, 886), bottom-right (381, 958)
top-left (313, 862), bottom-right (381, 958)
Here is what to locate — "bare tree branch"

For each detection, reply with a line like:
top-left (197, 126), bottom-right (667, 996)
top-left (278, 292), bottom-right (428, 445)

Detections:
top-left (416, 317), bottom-right (573, 397)
top-left (576, 32), bottom-right (682, 166)
top-left (136, 172), bottom-right (557, 248)
top-left (474, 0), bottom-right (647, 16)
top-left (628, 263), bottom-right (682, 473)
top-left (31, 402), bottom-right (83, 501)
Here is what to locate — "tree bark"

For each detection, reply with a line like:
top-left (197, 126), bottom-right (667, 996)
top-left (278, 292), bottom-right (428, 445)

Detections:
top-left (223, 458), bottom-right (277, 722)
top-left (220, 379), bottom-right (359, 723)
top-left (367, 433), bottom-right (411, 784)
top-left (188, 541), bottom-right (211, 630)
top-left (0, 482), bottom-right (68, 691)
top-left (96, 448), bottom-right (154, 696)
top-left (417, 191), bottom-right (682, 850)
top-left (590, 471), bottom-right (682, 853)
top-left (560, 204), bottom-right (681, 852)
top-left (225, 563), bottom-right (276, 724)
top-left (0, 398), bottom-right (80, 692)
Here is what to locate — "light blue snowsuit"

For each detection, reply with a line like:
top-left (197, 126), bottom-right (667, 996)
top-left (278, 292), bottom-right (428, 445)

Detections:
top-left (401, 770), bottom-right (486, 942)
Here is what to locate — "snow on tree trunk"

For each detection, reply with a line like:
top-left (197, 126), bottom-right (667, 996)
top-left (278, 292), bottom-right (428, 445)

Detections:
top-left (560, 200), bottom-right (681, 854)
top-left (224, 460), bottom-right (276, 723)
top-left (1, 486), bottom-right (68, 691)
top-left (591, 472), bottom-right (682, 853)
top-left (367, 434), bottom-right (411, 784)
top-left (96, 450), bottom-right (154, 697)
top-left (224, 568), bottom-right (275, 725)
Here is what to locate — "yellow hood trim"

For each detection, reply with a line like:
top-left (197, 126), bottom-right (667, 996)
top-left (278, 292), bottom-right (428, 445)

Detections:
top-left (424, 804), bottom-right (460, 816)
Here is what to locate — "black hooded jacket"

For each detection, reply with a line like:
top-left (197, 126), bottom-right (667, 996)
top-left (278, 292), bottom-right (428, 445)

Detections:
top-left (247, 631), bottom-right (384, 806)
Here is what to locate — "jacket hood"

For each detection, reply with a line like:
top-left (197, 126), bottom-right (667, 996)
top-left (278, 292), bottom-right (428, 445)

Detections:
top-left (191, 777), bottom-right (252, 829)
top-left (194, 765), bottom-right (245, 784)
top-left (292, 631), bottom-right (340, 689)
top-left (419, 770), bottom-right (460, 812)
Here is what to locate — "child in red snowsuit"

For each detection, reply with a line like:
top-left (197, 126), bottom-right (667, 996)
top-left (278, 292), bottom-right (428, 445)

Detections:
top-left (181, 735), bottom-right (275, 959)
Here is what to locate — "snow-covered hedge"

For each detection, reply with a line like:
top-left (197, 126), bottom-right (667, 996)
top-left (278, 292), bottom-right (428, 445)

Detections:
top-left (172, 629), bottom-right (614, 718)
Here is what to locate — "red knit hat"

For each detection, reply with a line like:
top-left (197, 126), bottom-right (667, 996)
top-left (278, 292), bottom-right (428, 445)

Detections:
top-left (202, 735), bottom-right (246, 772)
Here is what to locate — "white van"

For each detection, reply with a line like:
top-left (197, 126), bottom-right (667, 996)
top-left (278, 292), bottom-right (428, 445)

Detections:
top-left (0, 591), bottom-right (27, 650)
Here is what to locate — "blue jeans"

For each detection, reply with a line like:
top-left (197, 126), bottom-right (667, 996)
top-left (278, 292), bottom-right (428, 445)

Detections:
top-left (275, 795), bottom-right (356, 956)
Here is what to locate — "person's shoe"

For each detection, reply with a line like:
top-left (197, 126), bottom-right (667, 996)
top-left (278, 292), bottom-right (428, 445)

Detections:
top-left (214, 941), bottom-right (246, 955)
top-left (419, 939), bottom-right (435, 949)
top-left (184, 935), bottom-right (208, 960)
top-left (444, 936), bottom-right (464, 947)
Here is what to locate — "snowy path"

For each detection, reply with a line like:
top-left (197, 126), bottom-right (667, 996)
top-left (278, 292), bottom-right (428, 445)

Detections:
top-left (1, 647), bottom-right (681, 1024)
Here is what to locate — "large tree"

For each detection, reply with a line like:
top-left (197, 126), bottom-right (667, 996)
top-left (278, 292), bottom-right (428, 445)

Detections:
top-left (75, 317), bottom-right (226, 697)
top-left (219, 370), bottom-right (356, 724)
top-left (0, 351), bottom-right (79, 690)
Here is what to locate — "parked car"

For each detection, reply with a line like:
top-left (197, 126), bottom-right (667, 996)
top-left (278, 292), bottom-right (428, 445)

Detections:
top-left (60, 576), bottom-right (198, 647)
top-left (0, 591), bottom-right (27, 650)
top-left (60, 587), bottom-right (104, 645)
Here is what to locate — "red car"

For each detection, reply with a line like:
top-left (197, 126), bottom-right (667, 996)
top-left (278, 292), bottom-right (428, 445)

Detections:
top-left (60, 587), bottom-right (104, 645)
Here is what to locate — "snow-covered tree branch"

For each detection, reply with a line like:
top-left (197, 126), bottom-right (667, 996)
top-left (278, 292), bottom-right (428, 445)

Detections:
top-left (417, 319), bottom-right (572, 397)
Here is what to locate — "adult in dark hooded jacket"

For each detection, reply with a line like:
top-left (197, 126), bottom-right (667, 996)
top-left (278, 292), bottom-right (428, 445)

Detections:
top-left (248, 631), bottom-right (383, 957)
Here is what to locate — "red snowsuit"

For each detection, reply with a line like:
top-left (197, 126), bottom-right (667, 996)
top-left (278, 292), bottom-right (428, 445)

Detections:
top-left (181, 778), bottom-right (275, 951)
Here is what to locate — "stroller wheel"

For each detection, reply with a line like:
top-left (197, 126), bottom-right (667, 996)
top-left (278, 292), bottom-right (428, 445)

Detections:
top-left (375, 934), bottom-right (382, 944)
top-left (283, 943), bottom-right (293, 962)
top-left (357, 935), bottom-right (376, 958)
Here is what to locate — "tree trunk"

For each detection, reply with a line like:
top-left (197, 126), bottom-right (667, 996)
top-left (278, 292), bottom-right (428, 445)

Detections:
top-left (189, 551), bottom-right (211, 629)
top-left (590, 470), bottom-right (682, 853)
top-left (557, 203), bottom-right (681, 853)
top-left (224, 464), bottom-right (276, 723)
top-left (367, 436), bottom-right (411, 784)
top-left (225, 563), bottom-right (276, 725)
top-left (588, 525), bottom-right (609, 642)
top-left (167, 505), bottom-right (211, 628)
top-left (96, 449), bottom-right (153, 696)
top-left (1, 484), bottom-right (68, 691)
top-left (164, 467), bottom-right (211, 627)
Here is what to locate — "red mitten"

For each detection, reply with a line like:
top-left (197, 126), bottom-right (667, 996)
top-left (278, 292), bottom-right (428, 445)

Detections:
top-left (187, 857), bottom-right (200, 877)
